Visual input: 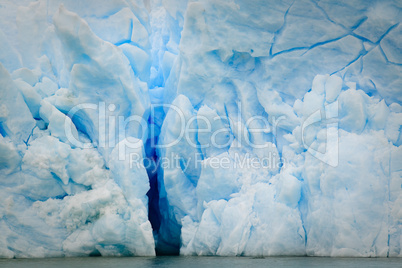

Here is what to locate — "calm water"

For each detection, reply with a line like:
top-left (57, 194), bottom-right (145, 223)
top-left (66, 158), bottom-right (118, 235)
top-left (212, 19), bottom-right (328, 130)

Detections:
top-left (0, 256), bottom-right (401, 268)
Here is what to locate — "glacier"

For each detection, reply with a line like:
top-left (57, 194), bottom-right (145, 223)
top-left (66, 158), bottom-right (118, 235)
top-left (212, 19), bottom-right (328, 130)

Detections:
top-left (0, 0), bottom-right (401, 258)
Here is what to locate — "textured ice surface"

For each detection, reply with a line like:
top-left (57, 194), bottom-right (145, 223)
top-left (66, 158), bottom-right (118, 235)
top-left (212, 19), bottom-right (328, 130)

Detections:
top-left (0, 0), bottom-right (401, 258)
top-left (0, 0), bottom-right (154, 258)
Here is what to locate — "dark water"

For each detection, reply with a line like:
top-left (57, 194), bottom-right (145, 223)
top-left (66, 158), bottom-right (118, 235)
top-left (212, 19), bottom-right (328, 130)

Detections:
top-left (0, 256), bottom-right (401, 268)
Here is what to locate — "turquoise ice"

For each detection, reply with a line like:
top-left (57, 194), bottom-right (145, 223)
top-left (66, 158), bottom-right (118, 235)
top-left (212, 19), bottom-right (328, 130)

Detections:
top-left (0, 0), bottom-right (401, 258)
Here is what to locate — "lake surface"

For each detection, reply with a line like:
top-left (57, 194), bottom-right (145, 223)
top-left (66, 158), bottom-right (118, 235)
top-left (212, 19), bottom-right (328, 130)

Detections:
top-left (0, 256), bottom-right (401, 268)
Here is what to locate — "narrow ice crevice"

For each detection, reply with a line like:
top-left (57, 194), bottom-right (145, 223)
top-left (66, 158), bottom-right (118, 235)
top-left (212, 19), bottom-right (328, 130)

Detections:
top-left (272, 34), bottom-right (350, 58)
top-left (143, 1), bottom-right (186, 253)
top-left (269, 1), bottom-right (294, 56)
top-left (309, 0), bottom-right (345, 28)
top-left (271, 0), bottom-right (368, 58)
top-left (378, 43), bottom-right (402, 67)
top-left (376, 23), bottom-right (399, 44)
top-left (23, 125), bottom-right (36, 147)
top-left (333, 22), bottom-right (402, 76)
top-left (331, 48), bottom-right (366, 75)
top-left (351, 33), bottom-right (375, 43)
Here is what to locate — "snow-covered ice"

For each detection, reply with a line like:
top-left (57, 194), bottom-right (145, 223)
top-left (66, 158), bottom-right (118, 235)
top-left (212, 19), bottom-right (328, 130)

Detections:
top-left (0, 0), bottom-right (401, 258)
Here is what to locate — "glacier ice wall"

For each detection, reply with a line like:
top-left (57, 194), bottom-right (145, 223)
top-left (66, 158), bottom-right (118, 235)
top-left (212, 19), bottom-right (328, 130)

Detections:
top-left (0, 0), bottom-right (401, 258)
top-left (0, 0), bottom-right (154, 257)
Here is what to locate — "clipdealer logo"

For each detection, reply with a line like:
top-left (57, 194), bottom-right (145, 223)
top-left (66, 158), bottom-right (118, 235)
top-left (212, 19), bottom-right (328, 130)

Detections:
top-left (63, 100), bottom-right (339, 168)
